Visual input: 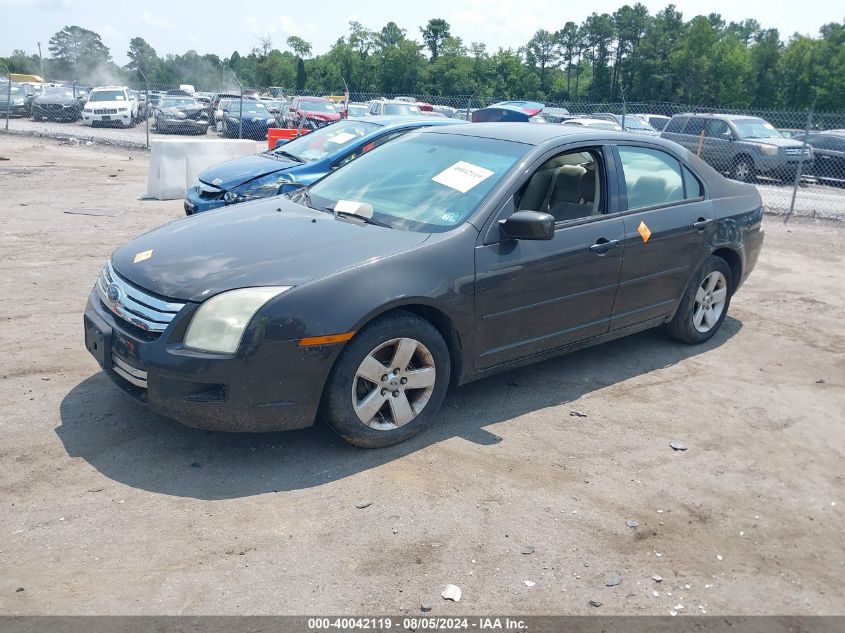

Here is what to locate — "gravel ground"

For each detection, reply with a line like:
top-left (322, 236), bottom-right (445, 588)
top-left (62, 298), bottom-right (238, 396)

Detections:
top-left (1, 135), bottom-right (843, 616)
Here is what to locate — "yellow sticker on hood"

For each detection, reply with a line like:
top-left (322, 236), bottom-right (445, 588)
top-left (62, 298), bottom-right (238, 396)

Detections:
top-left (133, 249), bottom-right (153, 263)
top-left (637, 221), bottom-right (652, 243)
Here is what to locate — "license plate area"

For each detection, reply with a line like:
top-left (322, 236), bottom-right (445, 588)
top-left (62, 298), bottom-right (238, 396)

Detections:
top-left (84, 314), bottom-right (112, 369)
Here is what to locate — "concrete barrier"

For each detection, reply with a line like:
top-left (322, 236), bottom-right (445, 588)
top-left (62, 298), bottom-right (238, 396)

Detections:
top-left (145, 138), bottom-right (258, 200)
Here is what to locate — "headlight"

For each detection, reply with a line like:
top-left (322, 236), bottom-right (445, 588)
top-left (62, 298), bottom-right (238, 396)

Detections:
top-left (184, 286), bottom-right (291, 354)
top-left (759, 144), bottom-right (779, 156)
top-left (228, 174), bottom-right (292, 203)
top-left (12, 97), bottom-right (24, 105)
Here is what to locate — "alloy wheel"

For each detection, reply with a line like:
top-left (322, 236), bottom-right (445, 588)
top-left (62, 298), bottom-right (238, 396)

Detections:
top-left (352, 337), bottom-right (437, 430)
top-left (693, 271), bottom-right (728, 333)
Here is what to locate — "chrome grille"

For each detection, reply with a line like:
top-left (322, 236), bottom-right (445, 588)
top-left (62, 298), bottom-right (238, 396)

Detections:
top-left (96, 262), bottom-right (185, 333)
top-left (112, 355), bottom-right (148, 388)
top-left (784, 147), bottom-right (811, 156)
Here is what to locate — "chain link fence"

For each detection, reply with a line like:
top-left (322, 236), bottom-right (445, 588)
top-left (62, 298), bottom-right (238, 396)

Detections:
top-left (2, 76), bottom-right (844, 219)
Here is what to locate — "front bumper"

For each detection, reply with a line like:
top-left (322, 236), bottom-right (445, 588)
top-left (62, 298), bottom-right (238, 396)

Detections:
top-left (32, 104), bottom-right (79, 120)
top-left (159, 118), bottom-right (209, 133)
top-left (84, 289), bottom-right (332, 432)
top-left (184, 185), bottom-right (227, 215)
top-left (81, 111), bottom-right (132, 126)
top-left (755, 155), bottom-right (814, 176)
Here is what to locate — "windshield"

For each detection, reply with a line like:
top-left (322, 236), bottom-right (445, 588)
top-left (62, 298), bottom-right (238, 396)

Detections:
top-left (89, 90), bottom-right (126, 102)
top-left (383, 103), bottom-right (422, 116)
top-left (227, 101), bottom-right (269, 114)
top-left (161, 98), bottom-right (196, 108)
top-left (347, 105), bottom-right (369, 118)
top-left (733, 118), bottom-right (782, 139)
top-left (309, 132), bottom-right (528, 233)
top-left (620, 117), bottom-right (655, 130)
top-left (299, 100), bottom-right (337, 113)
top-left (273, 120), bottom-right (380, 162)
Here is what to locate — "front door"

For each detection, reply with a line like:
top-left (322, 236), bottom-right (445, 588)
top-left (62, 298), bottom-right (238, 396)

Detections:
top-left (474, 146), bottom-right (624, 370)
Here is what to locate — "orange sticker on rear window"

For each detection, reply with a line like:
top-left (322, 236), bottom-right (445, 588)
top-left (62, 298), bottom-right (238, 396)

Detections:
top-left (637, 221), bottom-right (652, 243)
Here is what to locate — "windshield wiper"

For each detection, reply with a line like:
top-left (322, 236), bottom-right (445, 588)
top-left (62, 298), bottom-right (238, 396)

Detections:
top-left (334, 210), bottom-right (392, 229)
top-left (273, 150), bottom-right (304, 163)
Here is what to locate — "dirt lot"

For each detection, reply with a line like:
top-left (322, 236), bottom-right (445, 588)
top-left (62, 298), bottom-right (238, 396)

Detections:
top-left (1, 135), bottom-right (843, 616)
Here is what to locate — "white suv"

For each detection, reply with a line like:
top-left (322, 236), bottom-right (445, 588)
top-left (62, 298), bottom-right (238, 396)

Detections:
top-left (81, 86), bottom-right (135, 128)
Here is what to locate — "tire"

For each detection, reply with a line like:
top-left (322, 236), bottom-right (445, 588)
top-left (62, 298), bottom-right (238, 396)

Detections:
top-left (732, 156), bottom-right (755, 182)
top-left (320, 312), bottom-right (451, 448)
top-left (665, 255), bottom-right (733, 345)
top-left (33, 114), bottom-right (42, 122)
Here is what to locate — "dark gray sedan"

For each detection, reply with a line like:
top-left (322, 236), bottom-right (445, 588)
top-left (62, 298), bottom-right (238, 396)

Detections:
top-left (84, 124), bottom-right (764, 447)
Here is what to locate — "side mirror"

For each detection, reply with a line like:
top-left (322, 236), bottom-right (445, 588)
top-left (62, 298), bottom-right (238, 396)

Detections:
top-left (499, 210), bottom-right (555, 241)
top-left (721, 130), bottom-right (733, 140)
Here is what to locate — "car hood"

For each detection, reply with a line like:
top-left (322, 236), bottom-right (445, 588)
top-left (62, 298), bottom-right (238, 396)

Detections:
top-left (227, 111), bottom-right (274, 120)
top-left (34, 95), bottom-right (78, 105)
top-left (198, 153), bottom-right (300, 190)
top-left (302, 110), bottom-right (341, 121)
top-left (110, 198), bottom-right (429, 302)
top-left (742, 136), bottom-right (805, 148)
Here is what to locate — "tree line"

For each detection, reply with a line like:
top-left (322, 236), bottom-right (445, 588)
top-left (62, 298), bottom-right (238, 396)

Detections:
top-left (2, 5), bottom-right (843, 112)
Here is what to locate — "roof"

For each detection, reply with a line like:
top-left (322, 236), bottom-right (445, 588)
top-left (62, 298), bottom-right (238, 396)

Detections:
top-left (423, 121), bottom-right (650, 145)
top-left (673, 113), bottom-right (764, 121)
top-left (368, 115), bottom-right (465, 129)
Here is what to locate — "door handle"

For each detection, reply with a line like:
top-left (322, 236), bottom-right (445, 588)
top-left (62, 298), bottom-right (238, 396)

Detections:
top-left (693, 218), bottom-right (715, 230)
top-left (590, 239), bottom-right (619, 254)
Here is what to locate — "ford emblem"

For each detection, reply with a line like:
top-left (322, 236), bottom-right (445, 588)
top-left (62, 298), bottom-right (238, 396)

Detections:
top-left (106, 283), bottom-right (122, 305)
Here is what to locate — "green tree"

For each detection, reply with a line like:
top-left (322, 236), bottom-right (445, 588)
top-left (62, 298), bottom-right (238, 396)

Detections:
top-left (296, 57), bottom-right (307, 90)
top-left (420, 18), bottom-right (451, 61)
top-left (125, 37), bottom-right (158, 77)
top-left (286, 36), bottom-right (312, 58)
top-left (48, 26), bottom-right (111, 77)
top-left (525, 29), bottom-right (559, 93)
top-left (378, 22), bottom-right (406, 48)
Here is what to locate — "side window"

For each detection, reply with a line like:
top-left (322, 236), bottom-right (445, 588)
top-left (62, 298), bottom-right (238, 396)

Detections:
top-left (664, 117), bottom-right (687, 134)
top-left (333, 131), bottom-right (408, 169)
top-left (684, 118), bottom-right (706, 136)
top-left (514, 149), bottom-right (603, 224)
top-left (369, 103), bottom-right (379, 115)
top-left (705, 119), bottom-right (730, 139)
top-left (683, 166), bottom-right (704, 198)
top-left (618, 146), bottom-right (685, 210)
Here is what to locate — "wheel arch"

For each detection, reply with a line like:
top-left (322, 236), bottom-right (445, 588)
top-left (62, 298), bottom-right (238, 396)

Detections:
top-left (712, 246), bottom-right (743, 289)
top-left (352, 302), bottom-right (465, 386)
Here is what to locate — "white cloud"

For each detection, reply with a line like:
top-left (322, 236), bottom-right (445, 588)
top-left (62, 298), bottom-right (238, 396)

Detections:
top-left (141, 11), bottom-right (172, 30)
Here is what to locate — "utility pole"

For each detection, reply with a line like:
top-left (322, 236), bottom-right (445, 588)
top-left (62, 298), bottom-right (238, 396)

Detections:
top-left (37, 42), bottom-right (44, 80)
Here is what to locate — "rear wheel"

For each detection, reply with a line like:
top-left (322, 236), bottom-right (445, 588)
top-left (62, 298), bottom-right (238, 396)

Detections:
top-left (321, 312), bottom-right (451, 448)
top-left (665, 256), bottom-right (733, 344)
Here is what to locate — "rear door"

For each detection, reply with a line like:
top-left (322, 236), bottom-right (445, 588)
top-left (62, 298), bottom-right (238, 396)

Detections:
top-left (702, 119), bottom-right (732, 170)
top-left (609, 144), bottom-right (715, 330)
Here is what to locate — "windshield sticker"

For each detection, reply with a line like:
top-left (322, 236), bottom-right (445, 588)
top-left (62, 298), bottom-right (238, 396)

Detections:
top-left (329, 131), bottom-right (357, 144)
top-left (440, 211), bottom-right (462, 224)
top-left (335, 199), bottom-right (374, 218)
top-left (432, 161), bottom-right (494, 193)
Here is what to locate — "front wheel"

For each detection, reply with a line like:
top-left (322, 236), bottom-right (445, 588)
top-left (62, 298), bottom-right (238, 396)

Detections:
top-left (732, 156), bottom-right (755, 182)
top-left (665, 255), bottom-right (733, 344)
top-left (321, 312), bottom-right (451, 448)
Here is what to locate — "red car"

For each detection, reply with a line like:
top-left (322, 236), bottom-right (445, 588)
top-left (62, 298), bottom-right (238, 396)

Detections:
top-left (284, 96), bottom-right (341, 129)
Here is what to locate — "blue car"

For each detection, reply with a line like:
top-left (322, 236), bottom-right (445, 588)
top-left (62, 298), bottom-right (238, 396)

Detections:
top-left (186, 116), bottom-right (465, 215)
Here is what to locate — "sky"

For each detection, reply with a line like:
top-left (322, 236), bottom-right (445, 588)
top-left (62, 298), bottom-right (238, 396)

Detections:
top-left (0, 0), bottom-right (841, 66)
